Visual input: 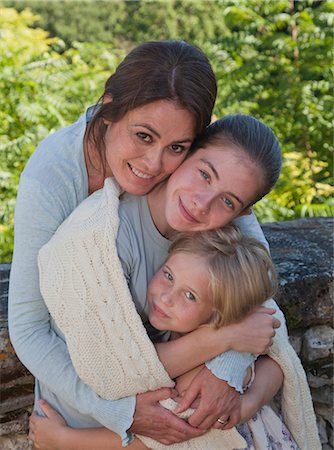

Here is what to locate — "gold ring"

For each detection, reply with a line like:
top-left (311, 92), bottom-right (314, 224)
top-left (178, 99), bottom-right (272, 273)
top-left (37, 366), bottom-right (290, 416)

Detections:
top-left (217, 417), bottom-right (228, 425)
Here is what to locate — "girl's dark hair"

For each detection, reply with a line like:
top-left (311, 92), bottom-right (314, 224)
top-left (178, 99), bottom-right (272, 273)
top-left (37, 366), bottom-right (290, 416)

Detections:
top-left (86, 40), bottom-right (217, 169)
top-left (194, 114), bottom-right (282, 204)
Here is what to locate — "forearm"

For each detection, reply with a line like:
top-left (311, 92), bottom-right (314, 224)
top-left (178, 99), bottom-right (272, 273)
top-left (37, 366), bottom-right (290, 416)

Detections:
top-left (58, 428), bottom-right (148, 450)
top-left (240, 356), bottom-right (283, 423)
top-left (154, 325), bottom-right (233, 378)
top-left (9, 180), bottom-right (135, 441)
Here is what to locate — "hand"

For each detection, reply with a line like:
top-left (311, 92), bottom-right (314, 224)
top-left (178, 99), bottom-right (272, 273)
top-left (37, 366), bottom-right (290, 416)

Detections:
top-left (129, 388), bottom-right (205, 445)
top-left (227, 306), bottom-right (280, 354)
top-left (175, 366), bottom-right (241, 431)
top-left (29, 400), bottom-right (67, 450)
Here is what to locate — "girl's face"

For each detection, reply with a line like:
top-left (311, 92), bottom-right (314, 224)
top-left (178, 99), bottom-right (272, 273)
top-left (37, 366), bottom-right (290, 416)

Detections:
top-left (147, 252), bottom-right (213, 333)
top-left (164, 146), bottom-right (264, 232)
top-left (103, 100), bottom-right (195, 196)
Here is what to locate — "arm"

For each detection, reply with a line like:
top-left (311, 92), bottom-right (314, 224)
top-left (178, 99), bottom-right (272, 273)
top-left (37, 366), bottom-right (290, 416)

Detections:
top-left (10, 179), bottom-right (203, 446)
top-left (203, 210), bottom-right (271, 393)
top-left (29, 401), bottom-right (149, 450)
top-left (9, 179), bottom-right (135, 443)
top-left (240, 355), bottom-right (283, 423)
top-left (155, 306), bottom-right (280, 379)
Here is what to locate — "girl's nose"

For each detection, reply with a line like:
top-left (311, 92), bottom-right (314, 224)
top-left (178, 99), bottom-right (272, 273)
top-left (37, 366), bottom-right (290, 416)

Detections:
top-left (193, 192), bottom-right (212, 215)
top-left (160, 290), bottom-right (173, 306)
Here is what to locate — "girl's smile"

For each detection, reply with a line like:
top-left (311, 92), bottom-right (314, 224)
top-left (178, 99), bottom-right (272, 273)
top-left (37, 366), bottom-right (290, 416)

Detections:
top-left (147, 252), bottom-right (213, 333)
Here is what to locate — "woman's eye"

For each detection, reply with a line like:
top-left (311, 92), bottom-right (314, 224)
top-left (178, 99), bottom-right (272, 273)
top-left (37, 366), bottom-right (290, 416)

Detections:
top-left (137, 132), bottom-right (152, 143)
top-left (199, 170), bottom-right (210, 182)
top-left (185, 291), bottom-right (196, 301)
top-left (163, 270), bottom-right (173, 281)
top-left (170, 144), bottom-right (184, 154)
top-left (223, 197), bottom-right (234, 209)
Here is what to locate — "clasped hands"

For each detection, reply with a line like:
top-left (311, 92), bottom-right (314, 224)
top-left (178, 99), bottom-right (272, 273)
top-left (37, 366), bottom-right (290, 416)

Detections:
top-left (130, 306), bottom-right (280, 445)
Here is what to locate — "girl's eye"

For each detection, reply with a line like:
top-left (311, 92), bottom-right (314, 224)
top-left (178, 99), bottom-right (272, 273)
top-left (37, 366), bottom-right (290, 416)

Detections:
top-left (199, 170), bottom-right (210, 182)
top-left (170, 144), bottom-right (185, 154)
top-left (185, 291), bottom-right (196, 301)
top-left (163, 270), bottom-right (173, 281)
top-left (222, 197), bottom-right (234, 209)
top-left (137, 132), bottom-right (152, 143)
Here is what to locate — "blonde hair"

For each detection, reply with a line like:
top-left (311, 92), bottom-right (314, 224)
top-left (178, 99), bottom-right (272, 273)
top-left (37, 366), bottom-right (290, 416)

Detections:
top-left (169, 225), bottom-right (277, 328)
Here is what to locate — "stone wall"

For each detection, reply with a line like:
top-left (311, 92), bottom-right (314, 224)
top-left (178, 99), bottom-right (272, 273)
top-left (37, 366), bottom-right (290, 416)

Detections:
top-left (0, 217), bottom-right (333, 449)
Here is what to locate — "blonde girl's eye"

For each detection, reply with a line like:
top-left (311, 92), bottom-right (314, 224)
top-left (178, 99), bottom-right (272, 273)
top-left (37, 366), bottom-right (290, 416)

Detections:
top-left (222, 197), bottom-right (234, 209)
top-left (185, 291), bottom-right (196, 301)
top-left (199, 169), bottom-right (210, 182)
top-left (137, 132), bottom-right (152, 143)
top-left (163, 269), bottom-right (173, 282)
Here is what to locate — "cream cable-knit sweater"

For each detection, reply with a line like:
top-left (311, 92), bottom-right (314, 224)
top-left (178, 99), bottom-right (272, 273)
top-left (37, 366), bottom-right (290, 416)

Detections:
top-left (38, 179), bottom-right (320, 450)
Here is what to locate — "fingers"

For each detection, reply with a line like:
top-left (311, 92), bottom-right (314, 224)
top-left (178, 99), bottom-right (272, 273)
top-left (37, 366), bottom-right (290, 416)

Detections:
top-left (155, 413), bottom-right (205, 445)
top-left (152, 387), bottom-right (178, 402)
top-left (174, 385), bottom-right (198, 414)
top-left (254, 306), bottom-right (276, 315)
top-left (38, 399), bottom-right (57, 419)
top-left (273, 318), bottom-right (281, 329)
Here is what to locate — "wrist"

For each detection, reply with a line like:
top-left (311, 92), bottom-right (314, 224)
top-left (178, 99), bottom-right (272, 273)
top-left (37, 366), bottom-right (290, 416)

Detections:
top-left (240, 391), bottom-right (260, 423)
top-left (58, 426), bottom-right (75, 450)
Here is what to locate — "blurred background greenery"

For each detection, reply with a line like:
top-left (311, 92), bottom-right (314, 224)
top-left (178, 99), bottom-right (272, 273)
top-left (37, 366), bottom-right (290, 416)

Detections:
top-left (0, 0), bottom-right (333, 262)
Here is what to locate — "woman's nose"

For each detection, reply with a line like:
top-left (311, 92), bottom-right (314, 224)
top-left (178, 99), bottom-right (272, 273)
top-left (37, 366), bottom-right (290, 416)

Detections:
top-left (144, 146), bottom-right (163, 174)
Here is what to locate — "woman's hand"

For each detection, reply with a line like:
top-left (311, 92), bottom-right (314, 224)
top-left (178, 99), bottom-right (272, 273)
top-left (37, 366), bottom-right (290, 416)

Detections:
top-left (129, 388), bottom-right (205, 445)
top-left (29, 400), bottom-right (67, 450)
top-left (226, 307), bottom-right (281, 355)
top-left (175, 366), bottom-right (241, 431)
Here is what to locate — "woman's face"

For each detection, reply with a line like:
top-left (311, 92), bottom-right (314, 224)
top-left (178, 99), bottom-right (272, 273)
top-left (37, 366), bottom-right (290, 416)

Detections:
top-left (147, 252), bottom-right (213, 333)
top-left (103, 100), bottom-right (196, 195)
top-left (164, 146), bottom-right (264, 232)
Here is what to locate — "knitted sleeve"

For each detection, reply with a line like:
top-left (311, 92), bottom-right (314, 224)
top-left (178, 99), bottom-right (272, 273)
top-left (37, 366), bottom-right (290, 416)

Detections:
top-left (38, 178), bottom-right (173, 401)
top-left (265, 299), bottom-right (321, 450)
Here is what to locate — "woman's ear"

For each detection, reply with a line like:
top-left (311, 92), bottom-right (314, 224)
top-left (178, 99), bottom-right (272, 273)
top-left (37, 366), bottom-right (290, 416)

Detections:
top-left (102, 95), bottom-right (112, 125)
top-left (102, 94), bottom-right (112, 104)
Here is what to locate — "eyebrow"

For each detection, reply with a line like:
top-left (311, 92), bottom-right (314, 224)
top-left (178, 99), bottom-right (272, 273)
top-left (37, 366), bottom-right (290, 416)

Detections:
top-left (200, 158), bottom-right (244, 207)
top-left (132, 124), bottom-right (193, 143)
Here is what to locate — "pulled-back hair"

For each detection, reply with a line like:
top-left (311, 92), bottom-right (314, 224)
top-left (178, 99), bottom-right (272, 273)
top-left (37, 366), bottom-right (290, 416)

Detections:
top-left (86, 40), bottom-right (217, 171)
top-left (169, 225), bottom-right (277, 328)
top-left (193, 114), bottom-right (282, 205)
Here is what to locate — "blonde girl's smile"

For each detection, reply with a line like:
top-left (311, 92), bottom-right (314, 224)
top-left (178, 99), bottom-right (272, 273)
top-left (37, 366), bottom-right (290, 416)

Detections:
top-left (147, 252), bottom-right (213, 333)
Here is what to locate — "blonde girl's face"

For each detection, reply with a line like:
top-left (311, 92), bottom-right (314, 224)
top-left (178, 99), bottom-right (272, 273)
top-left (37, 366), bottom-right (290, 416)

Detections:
top-left (164, 146), bottom-right (264, 232)
top-left (147, 252), bottom-right (214, 333)
top-left (103, 100), bottom-right (195, 196)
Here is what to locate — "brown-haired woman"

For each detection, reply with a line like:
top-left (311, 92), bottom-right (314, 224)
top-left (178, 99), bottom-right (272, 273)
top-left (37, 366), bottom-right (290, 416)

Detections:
top-left (8, 40), bottom-right (217, 446)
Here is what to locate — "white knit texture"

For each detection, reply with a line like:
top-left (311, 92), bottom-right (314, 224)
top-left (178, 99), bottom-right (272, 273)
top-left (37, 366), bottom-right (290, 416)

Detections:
top-left (38, 179), bottom-right (320, 449)
top-left (38, 178), bottom-right (173, 400)
top-left (139, 398), bottom-right (247, 450)
top-left (265, 299), bottom-right (321, 450)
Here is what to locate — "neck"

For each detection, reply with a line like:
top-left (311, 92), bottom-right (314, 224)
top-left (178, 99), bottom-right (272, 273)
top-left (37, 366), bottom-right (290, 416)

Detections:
top-left (147, 182), bottom-right (174, 238)
top-left (84, 137), bottom-right (112, 194)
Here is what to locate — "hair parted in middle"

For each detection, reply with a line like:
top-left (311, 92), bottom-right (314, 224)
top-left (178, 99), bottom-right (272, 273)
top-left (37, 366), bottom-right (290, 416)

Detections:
top-left (86, 40), bottom-right (217, 171)
top-left (192, 114), bottom-right (282, 206)
top-left (168, 225), bottom-right (277, 328)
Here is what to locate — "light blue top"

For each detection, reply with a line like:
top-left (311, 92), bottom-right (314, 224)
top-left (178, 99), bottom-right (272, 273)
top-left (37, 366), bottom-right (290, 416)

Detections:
top-left (8, 109), bottom-right (135, 445)
top-left (8, 108), bottom-right (267, 444)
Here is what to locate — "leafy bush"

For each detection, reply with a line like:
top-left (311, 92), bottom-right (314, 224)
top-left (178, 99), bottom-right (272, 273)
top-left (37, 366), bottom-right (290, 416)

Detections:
top-left (0, 1), bottom-right (333, 261)
top-left (0, 7), bottom-right (124, 261)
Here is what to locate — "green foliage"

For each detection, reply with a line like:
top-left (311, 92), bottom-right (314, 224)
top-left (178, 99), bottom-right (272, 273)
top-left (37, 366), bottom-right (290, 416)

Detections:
top-left (0, 1), bottom-right (333, 261)
top-left (207, 0), bottom-right (333, 221)
top-left (0, 7), bottom-right (124, 261)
